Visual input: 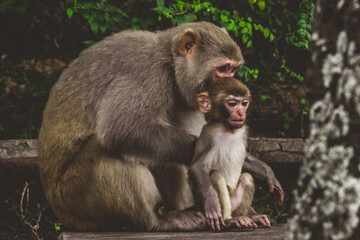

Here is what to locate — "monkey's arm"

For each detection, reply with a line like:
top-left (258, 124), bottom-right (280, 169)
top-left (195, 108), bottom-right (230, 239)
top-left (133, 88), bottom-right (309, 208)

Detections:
top-left (189, 134), bottom-right (225, 231)
top-left (243, 152), bottom-right (284, 205)
top-left (101, 121), bottom-right (197, 165)
top-left (189, 159), bottom-right (225, 232)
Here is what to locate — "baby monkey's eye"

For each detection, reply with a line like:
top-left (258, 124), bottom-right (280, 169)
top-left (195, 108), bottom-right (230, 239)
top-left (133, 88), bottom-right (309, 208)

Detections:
top-left (227, 101), bottom-right (237, 107)
top-left (241, 101), bottom-right (249, 107)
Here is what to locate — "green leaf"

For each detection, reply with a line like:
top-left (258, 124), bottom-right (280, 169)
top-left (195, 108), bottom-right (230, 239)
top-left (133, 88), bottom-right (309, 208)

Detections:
top-left (100, 23), bottom-right (107, 33)
top-left (246, 40), bottom-right (252, 48)
top-left (269, 34), bottom-right (275, 42)
top-left (156, 0), bottom-right (164, 7)
top-left (306, 31), bottom-right (312, 40)
top-left (263, 28), bottom-right (270, 38)
top-left (221, 15), bottom-right (229, 23)
top-left (242, 34), bottom-right (249, 43)
top-left (247, 23), bottom-right (252, 31)
top-left (297, 19), bottom-right (306, 26)
top-left (174, 14), bottom-right (197, 25)
top-left (82, 40), bottom-right (95, 47)
top-left (275, 18), bottom-right (283, 27)
top-left (239, 21), bottom-right (247, 27)
top-left (297, 29), bottom-right (305, 36)
top-left (258, 0), bottom-right (265, 10)
top-left (90, 21), bottom-right (99, 34)
top-left (67, 8), bottom-right (74, 19)
top-left (105, 13), bottom-right (110, 23)
top-left (248, 0), bottom-right (257, 5)
top-left (241, 28), bottom-right (248, 34)
top-left (132, 17), bottom-right (138, 24)
top-left (226, 22), bottom-right (235, 31)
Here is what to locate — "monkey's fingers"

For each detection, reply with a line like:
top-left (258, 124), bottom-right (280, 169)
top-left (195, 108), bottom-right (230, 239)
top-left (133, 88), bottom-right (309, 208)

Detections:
top-left (252, 215), bottom-right (270, 228)
top-left (269, 183), bottom-right (275, 193)
top-left (268, 180), bottom-right (284, 206)
top-left (261, 217), bottom-right (271, 227)
top-left (205, 211), bottom-right (223, 231)
top-left (212, 213), bottom-right (223, 232)
top-left (226, 216), bottom-right (256, 229)
top-left (220, 215), bottom-right (225, 228)
top-left (205, 212), bottom-right (215, 231)
top-left (241, 217), bottom-right (255, 228)
top-left (274, 185), bottom-right (284, 206)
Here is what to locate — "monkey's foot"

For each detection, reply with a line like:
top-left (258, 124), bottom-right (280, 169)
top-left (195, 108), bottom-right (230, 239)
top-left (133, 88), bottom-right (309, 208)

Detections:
top-left (251, 214), bottom-right (271, 227)
top-left (157, 210), bottom-right (207, 231)
top-left (225, 216), bottom-right (257, 230)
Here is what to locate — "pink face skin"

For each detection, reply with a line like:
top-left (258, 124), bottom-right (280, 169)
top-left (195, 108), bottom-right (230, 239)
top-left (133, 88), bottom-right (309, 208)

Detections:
top-left (224, 95), bottom-right (249, 129)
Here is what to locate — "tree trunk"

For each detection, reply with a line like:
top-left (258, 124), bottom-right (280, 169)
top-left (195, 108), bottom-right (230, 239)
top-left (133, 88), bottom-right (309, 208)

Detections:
top-left (285, 0), bottom-right (360, 240)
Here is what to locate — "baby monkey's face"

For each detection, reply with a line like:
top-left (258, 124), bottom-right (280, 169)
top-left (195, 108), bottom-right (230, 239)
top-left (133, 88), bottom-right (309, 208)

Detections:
top-left (223, 95), bottom-right (249, 129)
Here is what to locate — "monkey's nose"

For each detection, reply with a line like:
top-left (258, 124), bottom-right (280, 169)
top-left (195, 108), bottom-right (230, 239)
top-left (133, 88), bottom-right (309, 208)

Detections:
top-left (215, 61), bottom-right (241, 78)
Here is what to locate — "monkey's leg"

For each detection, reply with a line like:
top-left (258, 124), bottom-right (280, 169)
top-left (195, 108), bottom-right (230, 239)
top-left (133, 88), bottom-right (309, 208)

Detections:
top-left (231, 173), bottom-right (255, 216)
top-left (45, 133), bottom-right (205, 231)
top-left (151, 163), bottom-right (194, 211)
top-left (209, 170), bottom-right (232, 220)
top-left (230, 173), bottom-right (271, 228)
top-left (94, 156), bottom-right (206, 231)
top-left (224, 173), bottom-right (257, 229)
top-left (50, 153), bottom-right (164, 231)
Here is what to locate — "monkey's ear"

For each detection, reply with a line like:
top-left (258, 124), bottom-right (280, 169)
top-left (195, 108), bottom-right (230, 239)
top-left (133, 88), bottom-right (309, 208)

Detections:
top-left (197, 92), bottom-right (211, 113)
top-left (177, 29), bottom-right (198, 57)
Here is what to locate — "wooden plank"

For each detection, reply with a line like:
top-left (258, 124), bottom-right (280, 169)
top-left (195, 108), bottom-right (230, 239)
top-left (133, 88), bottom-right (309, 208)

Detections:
top-left (58, 225), bottom-right (285, 240)
top-left (0, 139), bottom-right (38, 168)
top-left (0, 138), bottom-right (304, 169)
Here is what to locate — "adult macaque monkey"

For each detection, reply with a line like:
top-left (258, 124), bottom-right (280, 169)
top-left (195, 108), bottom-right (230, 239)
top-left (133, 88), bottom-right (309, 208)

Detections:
top-left (38, 22), bottom-right (283, 231)
top-left (191, 78), bottom-right (270, 231)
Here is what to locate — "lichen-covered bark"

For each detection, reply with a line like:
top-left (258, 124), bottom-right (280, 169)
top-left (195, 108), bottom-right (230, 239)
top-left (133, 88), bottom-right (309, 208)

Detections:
top-left (285, 0), bottom-right (360, 239)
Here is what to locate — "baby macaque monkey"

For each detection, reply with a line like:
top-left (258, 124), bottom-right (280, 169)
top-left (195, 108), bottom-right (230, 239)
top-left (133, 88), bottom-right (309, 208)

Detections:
top-left (190, 77), bottom-right (270, 231)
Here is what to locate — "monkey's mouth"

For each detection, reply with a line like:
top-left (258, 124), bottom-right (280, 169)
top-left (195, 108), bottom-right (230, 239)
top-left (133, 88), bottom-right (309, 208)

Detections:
top-left (228, 119), bottom-right (245, 128)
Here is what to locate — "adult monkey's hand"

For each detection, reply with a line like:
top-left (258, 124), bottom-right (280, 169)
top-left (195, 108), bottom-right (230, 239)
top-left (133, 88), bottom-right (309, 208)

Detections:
top-left (243, 152), bottom-right (284, 206)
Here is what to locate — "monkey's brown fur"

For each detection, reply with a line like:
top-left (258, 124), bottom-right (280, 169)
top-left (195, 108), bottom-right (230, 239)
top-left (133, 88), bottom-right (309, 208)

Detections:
top-left (192, 77), bottom-right (269, 231)
top-left (205, 77), bottom-right (251, 123)
top-left (38, 22), bottom-right (281, 232)
top-left (38, 22), bottom-right (245, 231)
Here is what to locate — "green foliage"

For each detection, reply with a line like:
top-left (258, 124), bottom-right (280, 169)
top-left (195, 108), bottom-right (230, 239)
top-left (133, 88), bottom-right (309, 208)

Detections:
top-left (253, 187), bottom-right (294, 224)
top-left (151, 0), bottom-right (313, 79)
top-left (64, 0), bottom-right (128, 34)
top-left (301, 97), bottom-right (309, 115)
top-left (0, 0), bottom-right (312, 139)
top-left (62, 0), bottom-right (313, 97)
top-left (0, 0), bottom-right (27, 14)
top-left (282, 113), bottom-right (294, 130)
